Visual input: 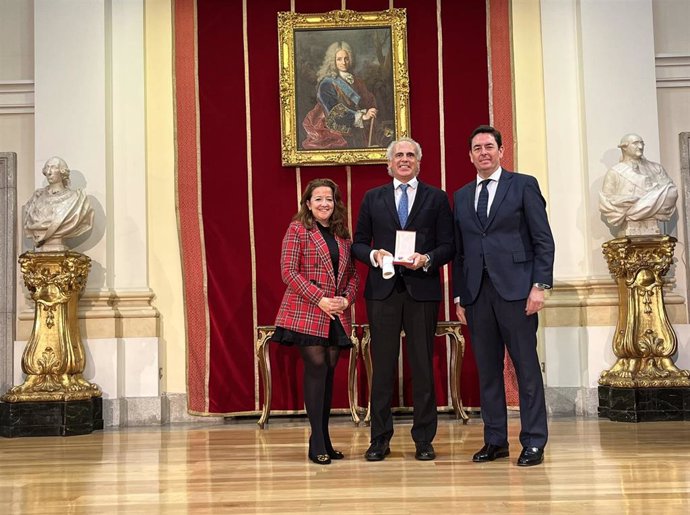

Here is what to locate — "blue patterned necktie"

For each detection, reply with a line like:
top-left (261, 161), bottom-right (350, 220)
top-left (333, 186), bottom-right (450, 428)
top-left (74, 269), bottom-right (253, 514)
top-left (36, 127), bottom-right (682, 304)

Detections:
top-left (477, 179), bottom-right (491, 227)
top-left (398, 183), bottom-right (409, 228)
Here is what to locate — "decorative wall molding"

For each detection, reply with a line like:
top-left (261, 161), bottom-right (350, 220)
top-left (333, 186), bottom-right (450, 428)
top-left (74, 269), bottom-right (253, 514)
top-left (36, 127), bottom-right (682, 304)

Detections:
top-left (550, 276), bottom-right (683, 307)
top-left (1, 153), bottom-right (17, 394)
top-left (680, 132), bottom-right (690, 320)
top-left (545, 387), bottom-right (599, 417)
top-left (655, 53), bottom-right (690, 88)
top-left (115, 390), bottom-right (596, 425)
top-left (0, 80), bottom-right (35, 114)
top-left (17, 288), bottom-right (159, 339)
top-left (544, 276), bottom-right (686, 327)
top-left (18, 288), bottom-right (158, 320)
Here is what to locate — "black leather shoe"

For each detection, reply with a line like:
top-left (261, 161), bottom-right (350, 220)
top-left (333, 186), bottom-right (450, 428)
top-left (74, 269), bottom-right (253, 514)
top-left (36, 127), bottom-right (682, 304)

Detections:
top-left (327, 449), bottom-right (345, 460)
top-left (415, 442), bottom-right (436, 461)
top-left (517, 447), bottom-right (544, 467)
top-left (309, 453), bottom-right (331, 465)
top-left (472, 443), bottom-right (510, 462)
top-left (365, 437), bottom-right (390, 461)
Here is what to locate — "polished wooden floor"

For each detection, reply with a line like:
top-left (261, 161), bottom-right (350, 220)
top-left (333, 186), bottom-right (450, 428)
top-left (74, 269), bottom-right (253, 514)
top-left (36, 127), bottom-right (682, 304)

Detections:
top-left (1, 414), bottom-right (690, 514)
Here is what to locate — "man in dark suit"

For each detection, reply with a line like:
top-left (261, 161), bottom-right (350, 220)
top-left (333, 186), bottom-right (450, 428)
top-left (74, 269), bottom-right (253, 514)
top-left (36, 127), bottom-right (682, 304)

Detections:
top-left (453, 125), bottom-right (555, 467)
top-left (352, 137), bottom-right (454, 461)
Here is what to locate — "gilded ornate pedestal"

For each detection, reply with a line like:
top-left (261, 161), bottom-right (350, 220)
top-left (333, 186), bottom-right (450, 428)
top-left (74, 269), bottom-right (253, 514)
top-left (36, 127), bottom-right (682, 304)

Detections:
top-left (599, 236), bottom-right (690, 422)
top-left (1, 252), bottom-right (102, 437)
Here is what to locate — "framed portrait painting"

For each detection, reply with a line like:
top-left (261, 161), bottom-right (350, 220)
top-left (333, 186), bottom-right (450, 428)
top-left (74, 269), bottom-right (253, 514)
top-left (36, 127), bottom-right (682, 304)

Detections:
top-left (277, 8), bottom-right (410, 166)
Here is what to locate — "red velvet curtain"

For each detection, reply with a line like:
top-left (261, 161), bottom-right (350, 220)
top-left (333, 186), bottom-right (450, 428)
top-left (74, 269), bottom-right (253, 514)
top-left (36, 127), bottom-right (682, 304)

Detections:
top-left (175, 0), bottom-right (512, 415)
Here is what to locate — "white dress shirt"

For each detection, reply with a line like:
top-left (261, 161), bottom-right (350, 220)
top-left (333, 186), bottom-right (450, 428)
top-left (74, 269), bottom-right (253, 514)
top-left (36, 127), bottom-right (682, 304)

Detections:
top-left (369, 178), bottom-right (419, 267)
top-left (394, 177), bottom-right (418, 215)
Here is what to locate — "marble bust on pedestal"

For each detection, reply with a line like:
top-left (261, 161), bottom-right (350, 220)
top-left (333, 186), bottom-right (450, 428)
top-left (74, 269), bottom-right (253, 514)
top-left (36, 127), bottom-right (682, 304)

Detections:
top-left (599, 134), bottom-right (678, 236)
top-left (597, 136), bottom-right (690, 418)
top-left (24, 157), bottom-right (94, 251)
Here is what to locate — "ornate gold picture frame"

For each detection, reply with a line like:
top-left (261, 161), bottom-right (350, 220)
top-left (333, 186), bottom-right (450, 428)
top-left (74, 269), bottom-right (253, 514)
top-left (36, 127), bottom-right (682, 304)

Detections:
top-left (277, 8), bottom-right (410, 166)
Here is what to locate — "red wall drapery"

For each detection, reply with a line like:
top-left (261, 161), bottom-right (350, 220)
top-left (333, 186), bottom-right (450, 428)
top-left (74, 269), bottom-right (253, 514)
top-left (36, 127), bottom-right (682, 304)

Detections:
top-left (174, 0), bottom-right (513, 415)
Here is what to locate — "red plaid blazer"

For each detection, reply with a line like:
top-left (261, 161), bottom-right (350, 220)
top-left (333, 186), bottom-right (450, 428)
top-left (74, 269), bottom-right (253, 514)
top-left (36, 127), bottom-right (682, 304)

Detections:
top-left (274, 221), bottom-right (359, 338)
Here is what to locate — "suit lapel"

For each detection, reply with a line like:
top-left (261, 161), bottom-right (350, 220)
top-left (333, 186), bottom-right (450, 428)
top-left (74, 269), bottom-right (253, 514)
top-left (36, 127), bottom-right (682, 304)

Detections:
top-left (382, 183), bottom-right (400, 228)
top-left (486, 169), bottom-right (514, 228)
top-left (335, 235), bottom-right (348, 287)
top-left (465, 181), bottom-right (483, 230)
top-left (405, 181), bottom-right (426, 227)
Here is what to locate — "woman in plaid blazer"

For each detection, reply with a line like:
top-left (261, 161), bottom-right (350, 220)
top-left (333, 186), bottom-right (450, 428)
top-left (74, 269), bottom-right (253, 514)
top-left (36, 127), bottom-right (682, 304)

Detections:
top-left (273, 178), bottom-right (359, 465)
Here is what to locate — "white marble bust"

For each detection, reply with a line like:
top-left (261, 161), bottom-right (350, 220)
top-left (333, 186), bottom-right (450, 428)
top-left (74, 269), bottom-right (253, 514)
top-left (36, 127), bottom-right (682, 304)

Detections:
top-left (24, 157), bottom-right (94, 252)
top-left (599, 133), bottom-right (678, 236)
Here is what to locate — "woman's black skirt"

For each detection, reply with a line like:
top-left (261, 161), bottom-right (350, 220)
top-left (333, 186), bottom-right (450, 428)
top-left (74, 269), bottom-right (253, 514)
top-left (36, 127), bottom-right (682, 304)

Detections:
top-left (272, 317), bottom-right (353, 348)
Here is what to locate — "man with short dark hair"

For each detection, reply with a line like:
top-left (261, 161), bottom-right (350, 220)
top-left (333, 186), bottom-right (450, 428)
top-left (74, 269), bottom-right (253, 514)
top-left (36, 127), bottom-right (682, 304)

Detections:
top-left (453, 125), bottom-right (555, 467)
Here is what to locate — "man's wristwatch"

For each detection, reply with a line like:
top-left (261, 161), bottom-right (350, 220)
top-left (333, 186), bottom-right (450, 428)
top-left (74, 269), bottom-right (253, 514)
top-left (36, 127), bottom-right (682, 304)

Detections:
top-left (423, 254), bottom-right (431, 272)
top-left (533, 282), bottom-right (551, 291)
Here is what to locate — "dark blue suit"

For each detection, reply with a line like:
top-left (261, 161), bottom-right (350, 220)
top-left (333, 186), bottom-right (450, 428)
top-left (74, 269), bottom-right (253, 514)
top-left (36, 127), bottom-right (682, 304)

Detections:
top-left (353, 181), bottom-right (454, 444)
top-left (453, 170), bottom-right (554, 449)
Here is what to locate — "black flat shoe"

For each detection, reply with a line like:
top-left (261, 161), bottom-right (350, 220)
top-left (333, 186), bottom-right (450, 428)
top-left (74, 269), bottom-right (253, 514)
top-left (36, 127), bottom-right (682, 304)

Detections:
top-left (517, 447), bottom-right (544, 467)
top-left (309, 453), bottom-right (332, 465)
top-left (365, 437), bottom-right (390, 461)
top-left (472, 443), bottom-right (510, 462)
top-left (415, 442), bottom-right (436, 461)
top-left (327, 449), bottom-right (345, 460)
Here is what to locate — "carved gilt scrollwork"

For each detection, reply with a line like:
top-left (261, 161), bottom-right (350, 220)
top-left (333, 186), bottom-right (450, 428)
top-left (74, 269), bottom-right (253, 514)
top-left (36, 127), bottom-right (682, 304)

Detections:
top-left (599, 236), bottom-right (690, 387)
top-left (2, 252), bottom-right (102, 402)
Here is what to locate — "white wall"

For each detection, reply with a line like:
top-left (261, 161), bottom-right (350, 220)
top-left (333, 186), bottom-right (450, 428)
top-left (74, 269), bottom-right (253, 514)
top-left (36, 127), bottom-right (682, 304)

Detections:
top-left (540, 0), bottom-right (590, 281)
top-left (8, 1), bottom-right (160, 417)
top-left (0, 0), bottom-right (33, 81)
top-left (14, 337), bottom-right (159, 399)
top-left (34, 1), bottom-right (108, 275)
top-left (33, 0), bottom-right (148, 292)
top-left (654, 0), bottom-right (690, 324)
top-left (540, 0), bottom-right (690, 390)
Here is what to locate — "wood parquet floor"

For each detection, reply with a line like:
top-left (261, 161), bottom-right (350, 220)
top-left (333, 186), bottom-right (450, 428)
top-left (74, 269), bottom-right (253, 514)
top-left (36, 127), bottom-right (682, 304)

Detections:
top-left (1, 415), bottom-right (690, 514)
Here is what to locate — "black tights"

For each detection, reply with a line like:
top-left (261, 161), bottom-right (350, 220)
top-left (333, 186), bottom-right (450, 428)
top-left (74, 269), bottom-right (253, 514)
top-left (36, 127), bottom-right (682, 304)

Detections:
top-left (299, 345), bottom-right (341, 456)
